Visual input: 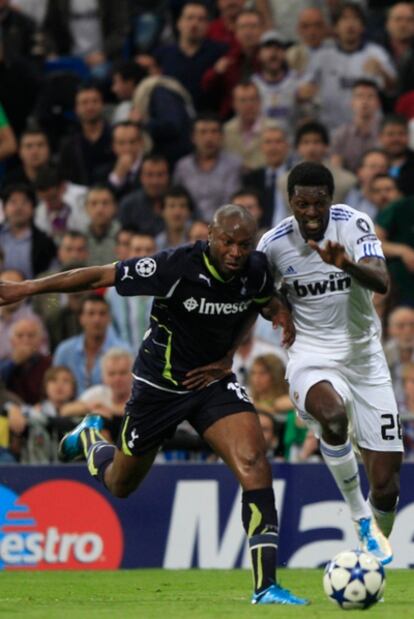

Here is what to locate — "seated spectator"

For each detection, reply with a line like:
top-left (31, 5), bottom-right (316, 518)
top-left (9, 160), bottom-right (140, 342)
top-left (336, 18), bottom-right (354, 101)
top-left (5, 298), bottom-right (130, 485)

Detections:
top-left (233, 328), bottom-right (286, 387)
top-left (384, 306), bottom-right (414, 411)
top-left (376, 194), bottom-right (414, 305)
top-left (202, 9), bottom-right (262, 119)
top-left (345, 149), bottom-right (390, 220)
top-left (0, 378), bottom-right (21, 462)
top-left (188, 219), bottom-right (209, 242)
top-left (154, 1), bottom-right (227, 111)
top-left (85, 186), bottom-right (120, 266)
top-left (368, 173), bottom-right (402, 213)
top-left (230, 187), bottom-right (266, 244)
top-left (111, 60), bottom-right (144, 124)
top-left (223, 81), bottom-right (279, 171)
top-left (106, 233), bottom-right (155, 350)
top-left (258, 411), bottom-right (280, 460)
top-left (118, 154), bottom-right (169, 235)
top-left (278, 122), bottom-right (356, 207)
top-left (0, 103), bottom-right (17, 170)
top-left (58, 84), bottom-right (115, 186)
top-left (43, 0), bottom-right (129, 81)
top-left (286, 7), bottom-right (331, 76)
top-left (114, 228), bottom-right (134, 261)
top-left (105, 122), bottom-right (146, 200)
top-left (32, 230), bottom-right (89, 321)
top-left (0, 270), bottom-right (48, 360)
top-left (207, 0), bottom-right (244, 48)
top-left (251, 30), bottom-right (306, 133)
top-left (53, 294), bottom-right (131, 396)
top-left (0, 318), bottom-right (51, 404)
top-left (34, 165), bottom-right (89, 242)
top-left (60, 348), bottom-right (133, 444)
top-left (46, 290), bottom-right (88, 353)
top-left (302, 3), bottom-right (396, 131)
top-left (2, 129), bottom-right (50, 189)
top-left (378, 114), bottom-right (414, 196)
top-left (330, 79), bottom-right (383, 174)
top-left (0, 185), bottom-right (56, 278)
top-left (376, 2), bottom-right (414, 77)
top-left (173, 113), bottom-right (242, 221)
top-left (7, 366), bottom-right (77, 463)
top-left (156, 186), bottom-right (194, 250)
top-left (243, 125), bottom-right (292, 228)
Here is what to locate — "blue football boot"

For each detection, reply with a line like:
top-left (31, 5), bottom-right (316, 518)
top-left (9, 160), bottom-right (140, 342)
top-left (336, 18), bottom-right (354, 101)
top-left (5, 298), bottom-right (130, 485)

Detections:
top-left (355, 516), bottom-right (393, 565)
top-left (251, 584), bottom-right (309, 605)
top-left (58, 415), bottom-right (104, 462)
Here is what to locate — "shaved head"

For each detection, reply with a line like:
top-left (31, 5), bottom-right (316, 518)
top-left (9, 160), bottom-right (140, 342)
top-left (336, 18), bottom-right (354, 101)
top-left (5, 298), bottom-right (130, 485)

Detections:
top-left (211, 203), bottom-right (257, 233)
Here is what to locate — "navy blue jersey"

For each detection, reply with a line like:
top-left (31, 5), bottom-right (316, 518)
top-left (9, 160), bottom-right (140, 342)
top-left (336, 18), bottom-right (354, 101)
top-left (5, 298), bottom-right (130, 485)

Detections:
top-left (115, 241), bottom-right (273, 391)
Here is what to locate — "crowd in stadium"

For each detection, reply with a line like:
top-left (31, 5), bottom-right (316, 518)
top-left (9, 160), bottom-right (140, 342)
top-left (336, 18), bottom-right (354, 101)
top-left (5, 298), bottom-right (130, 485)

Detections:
top-left (0, 0), bottom-right (414, 464)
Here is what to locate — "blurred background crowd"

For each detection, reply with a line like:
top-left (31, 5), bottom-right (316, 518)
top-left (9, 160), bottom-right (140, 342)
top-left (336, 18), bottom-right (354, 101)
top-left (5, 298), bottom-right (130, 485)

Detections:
top-left (0, 0), bottom-right (414, 465)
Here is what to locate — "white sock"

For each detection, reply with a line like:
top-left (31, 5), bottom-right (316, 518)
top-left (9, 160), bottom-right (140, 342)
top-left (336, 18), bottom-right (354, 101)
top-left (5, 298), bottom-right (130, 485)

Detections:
top-left (368, 496), bottom-right (397, 537)
top-left (320, 439), bottom-right (371, 521)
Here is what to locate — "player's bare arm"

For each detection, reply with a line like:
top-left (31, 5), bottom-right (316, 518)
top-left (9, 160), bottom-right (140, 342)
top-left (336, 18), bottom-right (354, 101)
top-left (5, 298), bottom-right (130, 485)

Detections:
top-left (308, 239), bottom-right (389, 294)
top-left (260, 295), bottom-right (295, 348)
top-left (0, 264), bottom-right (116, 305)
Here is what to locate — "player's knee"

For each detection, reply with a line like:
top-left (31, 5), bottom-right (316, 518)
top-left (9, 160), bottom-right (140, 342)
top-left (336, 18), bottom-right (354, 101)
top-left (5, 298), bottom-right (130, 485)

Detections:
top-left (237, 446), bottom-right (269, 478)
top-left (319, 408), bottom-right (348, 441)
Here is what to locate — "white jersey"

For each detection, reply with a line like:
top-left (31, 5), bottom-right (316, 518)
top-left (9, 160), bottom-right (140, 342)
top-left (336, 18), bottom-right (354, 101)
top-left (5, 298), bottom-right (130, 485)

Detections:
top-left (257, 205), bottom-right (385, 362)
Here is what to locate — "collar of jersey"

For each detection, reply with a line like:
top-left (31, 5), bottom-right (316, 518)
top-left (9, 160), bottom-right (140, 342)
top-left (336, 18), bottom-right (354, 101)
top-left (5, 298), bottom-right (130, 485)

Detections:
top-left (202, 252), bottom-right (233, 283)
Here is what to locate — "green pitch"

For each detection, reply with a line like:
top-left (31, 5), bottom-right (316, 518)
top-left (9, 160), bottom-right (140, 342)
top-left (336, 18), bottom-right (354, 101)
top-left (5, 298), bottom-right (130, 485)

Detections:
top-left (0, 569), bottom-right (413, 619)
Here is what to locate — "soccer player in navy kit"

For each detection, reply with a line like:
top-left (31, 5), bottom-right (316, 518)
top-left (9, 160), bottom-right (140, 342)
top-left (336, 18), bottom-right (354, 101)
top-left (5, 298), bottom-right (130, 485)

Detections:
top-left (0, 205), bottom-right (307, 606)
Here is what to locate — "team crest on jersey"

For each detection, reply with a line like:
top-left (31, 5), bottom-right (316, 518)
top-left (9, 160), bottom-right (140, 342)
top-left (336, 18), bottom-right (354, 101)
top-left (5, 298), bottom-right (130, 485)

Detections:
top-left (135, 257), bottom-right (157, 277)
top-left (356, 218), bottom-right (370, 233)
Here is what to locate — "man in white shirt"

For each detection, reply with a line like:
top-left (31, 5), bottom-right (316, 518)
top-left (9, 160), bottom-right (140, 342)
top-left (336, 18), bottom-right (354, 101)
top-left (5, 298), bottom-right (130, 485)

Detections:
top-left (258, 161), bottom-right (403, 566)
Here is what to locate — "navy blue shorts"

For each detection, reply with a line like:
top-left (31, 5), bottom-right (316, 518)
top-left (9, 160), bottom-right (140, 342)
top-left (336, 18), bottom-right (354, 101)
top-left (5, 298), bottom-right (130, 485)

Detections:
top-left (116, 373), bottom-right (256, 456)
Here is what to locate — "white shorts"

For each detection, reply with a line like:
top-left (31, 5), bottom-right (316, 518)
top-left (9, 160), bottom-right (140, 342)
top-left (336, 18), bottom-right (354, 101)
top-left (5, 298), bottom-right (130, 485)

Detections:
top-left (286, 350), bottom-right (404, 452)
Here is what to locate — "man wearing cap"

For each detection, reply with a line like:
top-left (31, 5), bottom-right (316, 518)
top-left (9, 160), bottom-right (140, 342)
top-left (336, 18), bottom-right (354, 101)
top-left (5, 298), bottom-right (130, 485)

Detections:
top-left (251, 30), bottom-right (307, 133)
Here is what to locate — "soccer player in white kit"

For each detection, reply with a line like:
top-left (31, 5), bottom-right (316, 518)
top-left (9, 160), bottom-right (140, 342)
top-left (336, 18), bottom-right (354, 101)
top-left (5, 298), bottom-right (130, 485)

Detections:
top-left (258, 162), bottom-right (403, 565)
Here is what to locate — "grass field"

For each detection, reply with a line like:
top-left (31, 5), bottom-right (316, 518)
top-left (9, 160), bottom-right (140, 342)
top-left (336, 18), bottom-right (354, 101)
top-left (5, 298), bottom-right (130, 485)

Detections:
top-left (0, 569), bottom-right (413, 619)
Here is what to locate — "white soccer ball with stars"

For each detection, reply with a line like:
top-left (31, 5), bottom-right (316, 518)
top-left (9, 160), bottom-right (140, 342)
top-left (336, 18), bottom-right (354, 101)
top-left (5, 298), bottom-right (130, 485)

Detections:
top-left (323, 549), bottom-right (385, 610)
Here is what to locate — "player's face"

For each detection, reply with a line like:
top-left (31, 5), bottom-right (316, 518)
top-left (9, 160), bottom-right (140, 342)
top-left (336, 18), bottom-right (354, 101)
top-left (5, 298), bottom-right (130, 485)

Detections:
top-left (208, 217), bottom-right (255, 277)
top-left (290, 185), bottom-right (331, 241)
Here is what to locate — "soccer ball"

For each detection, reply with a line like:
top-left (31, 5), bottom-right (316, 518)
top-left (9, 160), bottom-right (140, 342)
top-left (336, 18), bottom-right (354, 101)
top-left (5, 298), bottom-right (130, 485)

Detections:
top-left (323, 550), bottom-right (385, 610)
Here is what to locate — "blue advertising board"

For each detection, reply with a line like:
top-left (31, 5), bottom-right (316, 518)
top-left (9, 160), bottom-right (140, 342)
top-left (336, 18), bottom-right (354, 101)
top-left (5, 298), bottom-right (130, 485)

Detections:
top-left (0, 463), bottom-right (412, 570)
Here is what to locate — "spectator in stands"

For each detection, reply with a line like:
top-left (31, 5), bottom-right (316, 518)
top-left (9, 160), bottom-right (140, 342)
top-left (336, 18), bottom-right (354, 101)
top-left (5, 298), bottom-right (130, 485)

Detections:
top-left (43, 0), bottom-right (129, 80)
top-left (243, 125), bottom-right (291, 228)
top-left (303, 3), bottom-right (396, 130)
top-left (254, 0), bottom-right (330, 45)
top-left (345, 149), bottom-right (390, 220)
top-left (53, 294), bottom-right (130, 396)
top-left (46, 290), bottom-right (87, 353)
top-left (224, 81), bottom-right (278, 171)
top-left (0, 378), bottom-right (22, 462)
top-left (34, 165), bottom-right (89, 242)
top-left (154, 1), bottom-right (226, 111)
top-left (207, 0), bottom-right (244, 48)
top-left (0, 318), bottom-right (51, 404)
top-left (32, 230), bottom-right (89, 321)
top-left (156, 186), bottom-right (193, 250)
top-left (114, 228), bottom-right (133, 261)
top-left (174, 114), bottom-right (242, 221)
top-left (384, 306), bottom-right (414, 411)
top-left (111, 61), bottom-right (144, 124)
top-left (0, 103), bottom-right (17, 169)
top-left (106, 232), bottom-right (155, 350)
top-left (60, 348), bottom-right (133, 444)
top-left (0, 269), bottom-right (48, 361)
top-left (330, 79), bottom-right (383, 174)
top-left (286, 7), bottom-right (331, 77)
top-left (8, 366), bottom-right (77, 463)
top-left (58, 84), bottom-right (114, 186)
top-left (378, 2), bottom-right (414, 73)
top-left (278, 122), bottom-right (356, 206)
top-left (84, 186), bottom-right (120, 266)
top-left (378, 114), bottom-right (414, 196)
top-left (258, 411), bottom-right (279, 460)
top-left (188, 219), bottom-right (209, 242)
top-left (233, 328), bottom-right (286, 387)
top-left (202, 9), bottom-right (262, 119)
top-left (230, 187), bottom-right (265, 243)
top-left (369, 174), bottom-right (401, 212)
top-left (2, 129), bottom-right (50, 188)
top-left (0, 184), bottom-right (56, 278)
top-left (104, 121), bottom-right (145, 200)
top-left (118, 154), bottom-right (169, 235)
top-left (251, 30), bottom-right (305, 133)
top-left (376, 195), bottom-right (414, 305)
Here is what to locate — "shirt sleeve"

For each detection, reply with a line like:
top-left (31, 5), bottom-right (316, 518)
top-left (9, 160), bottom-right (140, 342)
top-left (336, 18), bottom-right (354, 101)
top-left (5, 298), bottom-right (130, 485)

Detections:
top-left (115, 247), bottom-right (185, 297)
top-left (256, 236), bottom-right (283, 287)
top-left (343, 213), bottom-right (385, 262)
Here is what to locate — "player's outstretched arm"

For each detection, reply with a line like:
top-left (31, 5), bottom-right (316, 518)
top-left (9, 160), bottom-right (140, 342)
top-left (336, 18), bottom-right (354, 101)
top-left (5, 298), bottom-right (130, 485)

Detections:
top-left (308, 240), bottom-right (388, 294)
top-left (0, 264), bottom-right (116, 306)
